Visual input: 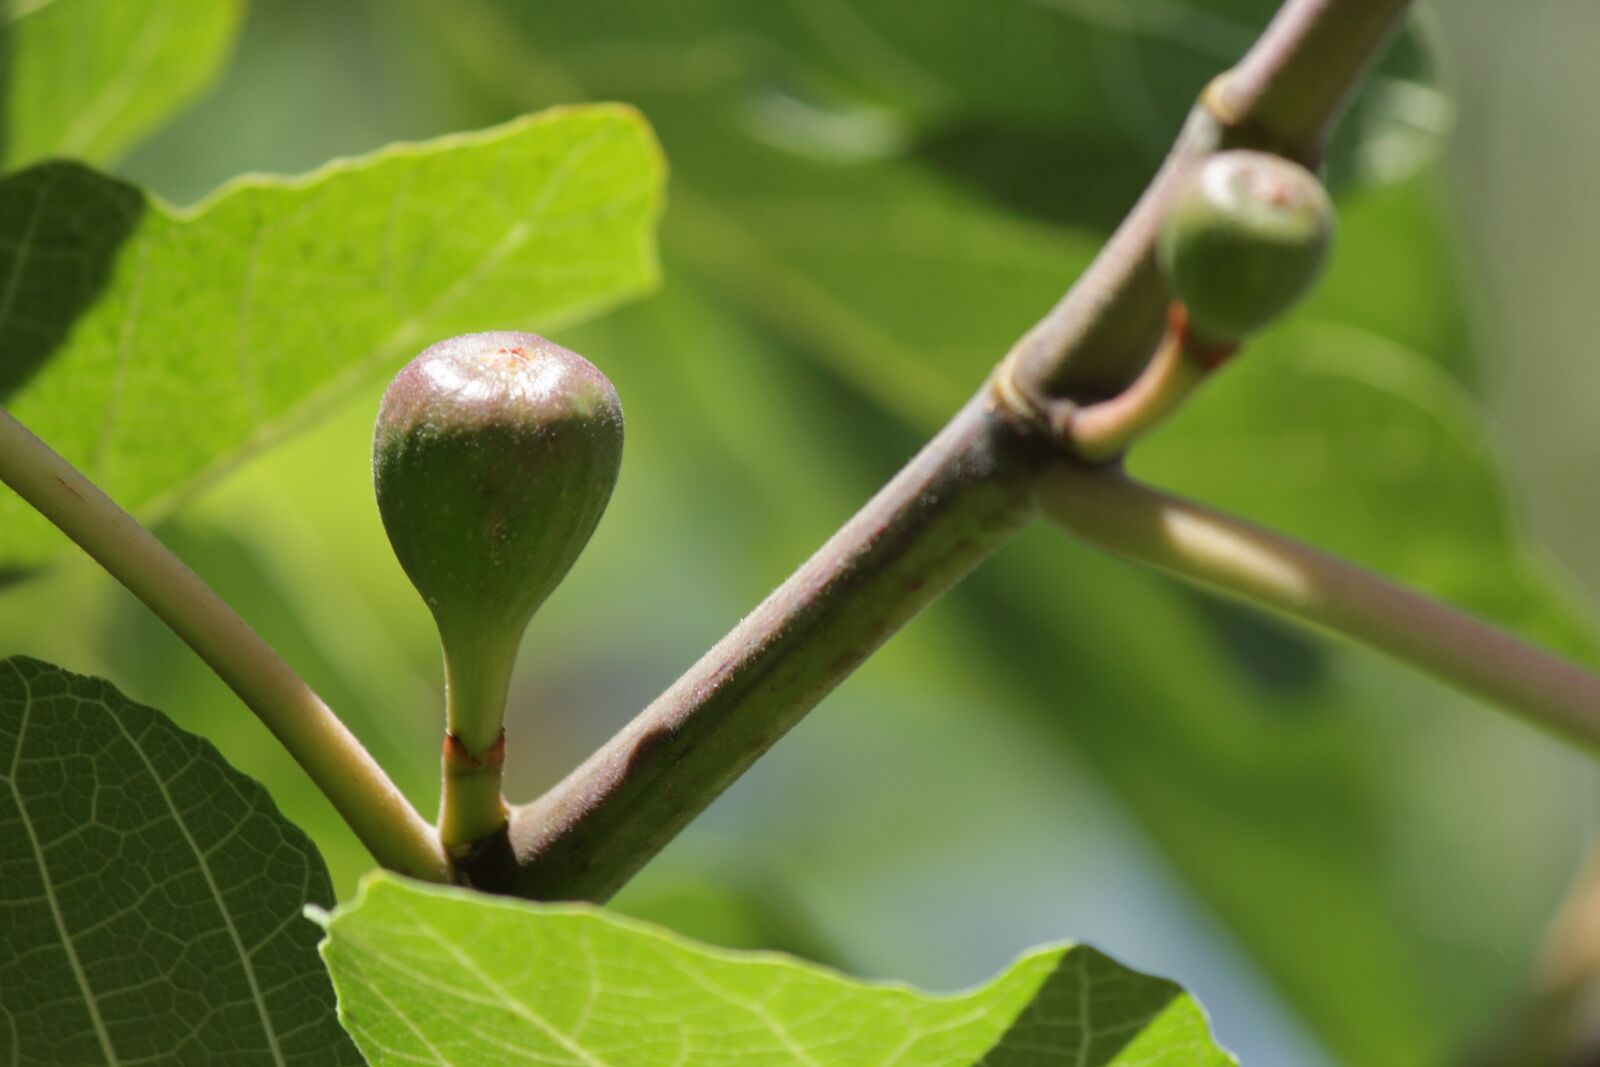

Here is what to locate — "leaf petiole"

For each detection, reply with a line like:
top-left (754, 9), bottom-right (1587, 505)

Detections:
top-left (1039, 463), bottom-right (1600, 750)
top-left (0, 407), bottom-right (453, 881)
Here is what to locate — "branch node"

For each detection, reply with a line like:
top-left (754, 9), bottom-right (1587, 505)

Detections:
top-left (988, 359), bottom-right (1079, 444)
top-left (1198, 73), bottom-right (1314, 164)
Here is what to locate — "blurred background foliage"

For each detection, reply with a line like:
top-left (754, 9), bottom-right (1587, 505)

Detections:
top-left (2, 1), bottom-right (1598, 1064)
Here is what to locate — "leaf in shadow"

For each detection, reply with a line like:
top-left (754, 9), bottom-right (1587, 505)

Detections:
top-left (0, 655), bottom-right (359, 1065)
top-left (0, 165), bottom-right (144, 402)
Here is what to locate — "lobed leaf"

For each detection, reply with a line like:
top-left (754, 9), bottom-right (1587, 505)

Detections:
top-left (0, 103), bottom-right (663, 566)
top-left (0, 3), bottom-right (1550, 1063)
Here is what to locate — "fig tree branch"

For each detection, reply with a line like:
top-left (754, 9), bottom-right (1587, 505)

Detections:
top-left (1038, 464), bottom-right (1600, 751)
top-left (0, 407), bottom-right (452, 883)
top-left (996, 0), bottom-right (1412, 409)
top-left (492, 0), bottom-right (1425, 900)
top-left (1220, 0), bottom-right (1420, 148)
top-left (497, 395), bottom-right (1046, 898)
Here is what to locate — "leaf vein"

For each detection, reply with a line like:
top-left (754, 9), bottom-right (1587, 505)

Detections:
top-left (101, 701), bottom-right (288, 1067)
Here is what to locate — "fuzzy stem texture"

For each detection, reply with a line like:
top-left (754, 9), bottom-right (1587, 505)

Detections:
top-left (0, 408), bottom-right (452, 882)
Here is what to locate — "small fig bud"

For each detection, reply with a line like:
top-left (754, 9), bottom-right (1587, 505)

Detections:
top-left (374, 332), bottom-right (623, 756)
top-left (1157, 149), bottom-right (1333, 345)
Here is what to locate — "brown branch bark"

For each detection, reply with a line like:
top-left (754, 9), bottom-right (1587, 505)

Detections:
top-left (999, 0), bottom-right (1413, 406)
top-left (480, 0), bottom-right (1422, 900)
top-left (492, 394), bottom-right (1047, 897)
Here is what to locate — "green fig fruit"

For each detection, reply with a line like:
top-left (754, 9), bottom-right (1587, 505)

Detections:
top-left (1157, 149), bottom-right (1334, 346)
top-left (374, 332), bottom-right (623, 757)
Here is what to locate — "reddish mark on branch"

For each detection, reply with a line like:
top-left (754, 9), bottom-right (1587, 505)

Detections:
top-left (52, 475), bottom-right (83, 502)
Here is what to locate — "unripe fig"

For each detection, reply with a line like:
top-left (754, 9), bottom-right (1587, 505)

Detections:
top-left (374, 332), bottom-right (623, 756)
top-left (1157, 149), bottom-right (1333, 345)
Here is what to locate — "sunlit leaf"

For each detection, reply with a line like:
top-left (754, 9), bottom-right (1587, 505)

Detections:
top-left (318, 872), bottom-right (1235, 1066)
top-left (0, 104), bottom-right (662, 566)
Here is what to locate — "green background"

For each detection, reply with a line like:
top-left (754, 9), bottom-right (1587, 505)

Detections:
top-left (2, 2), bottom-right (1596, 1064)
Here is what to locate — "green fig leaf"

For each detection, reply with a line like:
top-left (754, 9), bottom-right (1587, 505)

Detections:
top-left (317, 871), bottom-right (1235, 1066)
top-left (0, 104), bottom-right (662, 567)
top-left (0, 655), bottom-right (359, 1065)
top-left (1, 0), bottom-right (246, 170)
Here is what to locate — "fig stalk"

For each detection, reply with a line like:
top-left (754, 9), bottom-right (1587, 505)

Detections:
top-left (1065, 303), bottom-right (1226, 463)
top-left (1065, 149), bottom-right (1333, 461)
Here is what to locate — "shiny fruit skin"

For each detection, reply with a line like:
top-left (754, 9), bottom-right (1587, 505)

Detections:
top-left (374, 331), bottom-right (622, 752)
